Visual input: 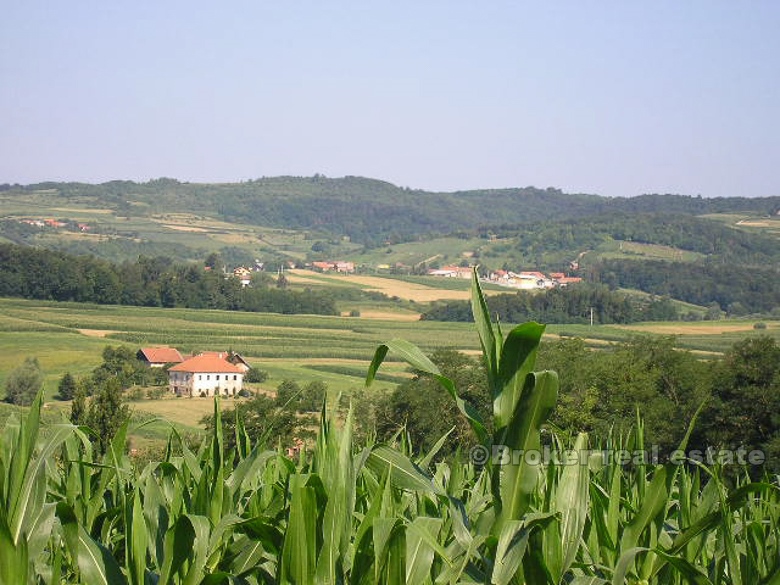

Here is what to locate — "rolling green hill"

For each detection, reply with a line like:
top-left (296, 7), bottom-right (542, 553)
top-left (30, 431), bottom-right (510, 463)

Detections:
top-left (1, 177), bottom-right (778, 315)
top-left (3, 177), bottom-right (778, 249)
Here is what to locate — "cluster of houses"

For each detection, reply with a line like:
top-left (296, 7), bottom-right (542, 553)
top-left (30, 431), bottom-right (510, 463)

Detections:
top-left (19, 218), bottom-right (90, 231)
top-left (137, 347), bottom-right (251, 398)
top-left (227, 260), bottom-right (356, 285)
top-left (309, 260), bottom-right (355, 273)
top-left (427, 266), bottom-right (582, 290)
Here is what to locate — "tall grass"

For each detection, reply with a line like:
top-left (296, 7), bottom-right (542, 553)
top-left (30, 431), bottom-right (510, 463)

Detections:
top-left (0, 273), bottom-right (778, 584)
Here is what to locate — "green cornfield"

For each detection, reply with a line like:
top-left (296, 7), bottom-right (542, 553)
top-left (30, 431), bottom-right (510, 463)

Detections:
top-left (1, 274), bottom-right (778, 584)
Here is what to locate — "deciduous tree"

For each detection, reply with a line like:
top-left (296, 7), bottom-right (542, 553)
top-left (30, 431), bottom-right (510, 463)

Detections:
top-left (4, 357), bottom-right (44, 406)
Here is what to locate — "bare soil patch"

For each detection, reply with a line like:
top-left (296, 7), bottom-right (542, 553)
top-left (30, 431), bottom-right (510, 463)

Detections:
top-left (288, 270), bottom-right (475, 302)
top-left (163, 224), bottom-right (210, 233)
top-left (736, 219), bottom-right (774, 227)
top-left (77, 329), bottom-right (116, 338)
top-left (615, 323), bottom-right (757, 335)
top-left (343, 310), bottom-right (421, 321)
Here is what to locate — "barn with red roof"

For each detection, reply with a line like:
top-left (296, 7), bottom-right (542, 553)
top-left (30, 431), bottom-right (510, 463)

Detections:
top-left (137, 347), bottom-right (184, 367)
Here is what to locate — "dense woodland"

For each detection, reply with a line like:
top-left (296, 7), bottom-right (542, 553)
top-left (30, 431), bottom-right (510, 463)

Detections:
top-left (421, 284), bottom-right (681, 324)
top-left (589, 259), bottom-right (780, 315)
top-left (0, 243), bottom-right (338, 315)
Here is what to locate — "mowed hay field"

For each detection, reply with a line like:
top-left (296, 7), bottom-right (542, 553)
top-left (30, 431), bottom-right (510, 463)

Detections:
top-left (286, 269), bottom-right (489, 302)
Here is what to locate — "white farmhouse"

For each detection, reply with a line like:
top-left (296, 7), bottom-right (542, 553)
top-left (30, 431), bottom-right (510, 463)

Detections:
top-left (168, 354), bottom-right (244, 397)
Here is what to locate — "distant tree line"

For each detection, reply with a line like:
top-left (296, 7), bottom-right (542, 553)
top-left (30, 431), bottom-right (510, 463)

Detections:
top-left (589, 259), bottom-right (780, 315)
top-left (420, 284), bottom-right (680, 324)
top-left (0, 243), bottom-right (338, 315)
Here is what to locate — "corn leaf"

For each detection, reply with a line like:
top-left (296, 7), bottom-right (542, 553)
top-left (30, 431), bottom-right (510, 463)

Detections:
top-left (496, 371), bottom-right (559, 528)
top-left (366, 339), bottom-right (488, 444)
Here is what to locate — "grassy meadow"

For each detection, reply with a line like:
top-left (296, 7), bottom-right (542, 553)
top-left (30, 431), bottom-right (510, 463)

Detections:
top-left (2, 295), bottom-right (779, 399)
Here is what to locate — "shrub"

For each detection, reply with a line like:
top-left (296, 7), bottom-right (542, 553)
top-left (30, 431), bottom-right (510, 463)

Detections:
top-left (146, 386), bottom-right (166, 399)
top-left (244, 368), bottom-right (268, 383)
top-left (126, 387), bottom-right (145, 401)
top-left (4, 357), bottom-right (44, 406)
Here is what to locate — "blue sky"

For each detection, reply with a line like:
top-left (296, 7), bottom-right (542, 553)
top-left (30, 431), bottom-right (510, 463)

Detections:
top-left (1, 1), bottom-right (778, 198)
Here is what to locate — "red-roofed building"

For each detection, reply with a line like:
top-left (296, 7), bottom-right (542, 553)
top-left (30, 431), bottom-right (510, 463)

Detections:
top-left (311, 260), bottom-right (355, 273)
top-left (428, 265), bottom-right (473, 278)
top-left (168, 354), bottom-right (244, 397)
top-left (137, 347), bottom-right (184, 367)
top-left (556, 277), bottom-right (583, 286)
top-left (198, 351), bottom-right (251, 372)
top-left (518, 271), bottom-right (547, 280)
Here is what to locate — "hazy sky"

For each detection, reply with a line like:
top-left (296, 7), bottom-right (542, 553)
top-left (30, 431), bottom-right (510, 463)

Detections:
top-left (2, 1), bottom-right (778, 198)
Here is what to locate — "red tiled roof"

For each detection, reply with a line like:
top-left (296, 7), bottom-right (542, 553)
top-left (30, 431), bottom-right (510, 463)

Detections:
top-left (199, 351), bottom-right (229, 359)
top-left (519, 271), bottom-right (547, 280)
top-left (138, 347), bottom-right (184, 364)
top-left (169, 354), bottom-right (244, 373)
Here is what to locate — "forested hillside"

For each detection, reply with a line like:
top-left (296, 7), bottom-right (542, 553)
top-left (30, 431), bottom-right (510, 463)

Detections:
top-left (483, 213), bottom-right (780, 268)
top-left (3, 177), bottom-right (778, 247)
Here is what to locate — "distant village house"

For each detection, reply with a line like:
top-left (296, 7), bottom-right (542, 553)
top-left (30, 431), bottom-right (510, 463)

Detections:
top-left (232, 267), bottom-right (253, 287)
top-left (426, 268), bottom-right (585, 290)
top-left (427, 266), bottom-right (472, 278)
top-left (310, 261), bottom-right (355, 273)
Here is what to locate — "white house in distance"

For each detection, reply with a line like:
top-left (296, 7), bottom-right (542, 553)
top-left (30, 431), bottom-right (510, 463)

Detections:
top-left (427, 266), bottom-right (473, 278)
top-left (168, 354), bottom-right (244, 397)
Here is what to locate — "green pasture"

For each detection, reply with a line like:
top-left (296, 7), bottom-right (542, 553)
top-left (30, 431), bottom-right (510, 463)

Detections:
top-left (0, 299), bottom-right (780, 382)
top-left (352, 236), bottom-right (486, 267)
top-left (0, 297), bottom-right (480, 401)
top-left (597, 239), bottom-right (705, 262)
